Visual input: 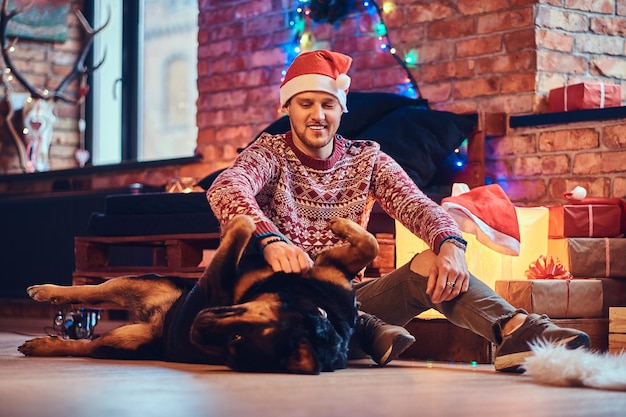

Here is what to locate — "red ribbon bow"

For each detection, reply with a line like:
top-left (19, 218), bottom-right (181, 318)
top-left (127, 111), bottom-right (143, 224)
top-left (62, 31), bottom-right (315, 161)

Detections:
top-left (525, 255), bottom-right (572, 280)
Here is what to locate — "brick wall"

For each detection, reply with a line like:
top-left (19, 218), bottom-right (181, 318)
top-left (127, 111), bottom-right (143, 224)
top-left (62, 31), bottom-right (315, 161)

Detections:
top-left (536, 0), bottom-right (626, 99)
top-left (487, 117), bottom-right (626, 204)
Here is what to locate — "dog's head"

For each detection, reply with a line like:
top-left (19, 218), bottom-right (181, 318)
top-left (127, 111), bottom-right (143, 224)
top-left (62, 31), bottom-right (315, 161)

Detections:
top-left (190, 277), bottom-right (356, 374)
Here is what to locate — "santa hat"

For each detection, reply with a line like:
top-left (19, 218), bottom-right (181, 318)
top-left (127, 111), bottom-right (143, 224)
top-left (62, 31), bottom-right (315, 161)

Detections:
top-left (280, 50), bottom-right (352, 113)
top-left (442, 183), bottom-right (521, 256)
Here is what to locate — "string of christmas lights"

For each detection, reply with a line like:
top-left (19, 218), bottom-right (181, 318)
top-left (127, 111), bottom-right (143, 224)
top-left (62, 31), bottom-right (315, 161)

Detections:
top-left (285, 0), bottom-right (421, 98)
top-left (362, 0), bottom-right (421, 98)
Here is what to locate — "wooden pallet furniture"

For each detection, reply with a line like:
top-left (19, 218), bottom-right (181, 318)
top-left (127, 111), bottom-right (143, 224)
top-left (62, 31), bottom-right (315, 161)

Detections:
top-left (73, 231), bottom-right (396, 286)
top-left (72, 233), bottom-right (221, 285)
top-left (552, 318), bottom-right (609, 352)
top-left (609, 307), bottom-right (626, 353)
top-left (400, 317), bottom-right (494, 364)
top-left (399, 316), bottom-right (610, 364)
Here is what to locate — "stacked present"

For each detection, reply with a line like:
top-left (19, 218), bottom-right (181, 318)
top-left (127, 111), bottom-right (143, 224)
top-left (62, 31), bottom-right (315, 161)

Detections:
top-left (394, 184), bottom-right (625, 319)
top-left (547, 235), bottom-right (626, 317)
top-left (546, 189), bottom-right (626, 317)
top-left (495, 255), bottom-right (604, 318)
top-left (502, 189), bottom-right (626, 318)
top-left (548, 204), bottom-right (621, 239)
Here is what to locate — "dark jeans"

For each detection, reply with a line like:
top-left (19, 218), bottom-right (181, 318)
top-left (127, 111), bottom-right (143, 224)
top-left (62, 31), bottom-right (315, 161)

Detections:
top-left (355, 259), bottom-right (525, 345)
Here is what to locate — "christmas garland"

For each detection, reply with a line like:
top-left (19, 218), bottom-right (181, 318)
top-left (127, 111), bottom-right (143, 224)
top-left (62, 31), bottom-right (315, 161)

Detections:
top-left (289, 0), bottom-right (421, 98)
top-left (308, 0), bottom-right (357, 24)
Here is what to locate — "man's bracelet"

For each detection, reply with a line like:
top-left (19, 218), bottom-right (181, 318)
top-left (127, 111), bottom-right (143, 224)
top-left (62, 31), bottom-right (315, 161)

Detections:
top-left (440, 235), bottom-right (468, 252)
top-left (251, 231), bottom-right (286, 250)
top-left (259, 237), bottom-right (287, 252)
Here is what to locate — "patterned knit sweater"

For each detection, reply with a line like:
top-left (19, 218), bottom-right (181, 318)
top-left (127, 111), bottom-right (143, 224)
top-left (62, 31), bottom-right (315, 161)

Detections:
top-left (207, 131), bottom-right (462, 258)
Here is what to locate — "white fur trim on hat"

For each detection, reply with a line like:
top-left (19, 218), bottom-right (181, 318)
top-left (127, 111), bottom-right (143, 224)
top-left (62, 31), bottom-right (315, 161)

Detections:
top-left (280, 73), bottom-right (350, 112)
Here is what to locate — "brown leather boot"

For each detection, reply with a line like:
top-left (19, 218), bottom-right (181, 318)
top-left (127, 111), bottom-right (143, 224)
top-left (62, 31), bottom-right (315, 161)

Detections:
top-left (352, 312), bottom-right (416, 366)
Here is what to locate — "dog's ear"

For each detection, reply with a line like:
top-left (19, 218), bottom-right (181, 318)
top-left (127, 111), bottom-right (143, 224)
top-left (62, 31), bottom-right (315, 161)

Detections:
top-left (286, 338), bottom-right (320, 375)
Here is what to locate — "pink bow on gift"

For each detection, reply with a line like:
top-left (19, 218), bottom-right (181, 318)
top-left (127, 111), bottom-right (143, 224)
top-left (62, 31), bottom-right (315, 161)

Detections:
top-left (525, 255), bottom-right (572, 280)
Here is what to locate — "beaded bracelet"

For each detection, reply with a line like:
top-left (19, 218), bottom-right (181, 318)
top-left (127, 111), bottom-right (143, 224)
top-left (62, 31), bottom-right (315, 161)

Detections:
top-left (259, 237), bottom-right (287, 252)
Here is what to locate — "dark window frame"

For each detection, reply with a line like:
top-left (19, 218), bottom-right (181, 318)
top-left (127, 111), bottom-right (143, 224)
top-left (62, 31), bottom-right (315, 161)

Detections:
top-left (84, 0), bottom-right (140, 163)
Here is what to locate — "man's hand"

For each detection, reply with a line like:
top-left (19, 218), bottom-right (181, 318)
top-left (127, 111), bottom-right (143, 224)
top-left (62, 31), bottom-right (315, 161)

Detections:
top-left (259, 238), bottom-right (314, 274)
top-left (425, 242), bottom-right (470, 304)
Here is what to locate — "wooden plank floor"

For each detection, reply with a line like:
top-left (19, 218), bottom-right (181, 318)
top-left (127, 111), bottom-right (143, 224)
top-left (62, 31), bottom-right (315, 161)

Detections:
top-left (0, 317), bottom-right (624, 417)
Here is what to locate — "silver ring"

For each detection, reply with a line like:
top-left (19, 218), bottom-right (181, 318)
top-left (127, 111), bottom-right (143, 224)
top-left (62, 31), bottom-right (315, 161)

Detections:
top-left (447, 281), bottom-right (455, 288)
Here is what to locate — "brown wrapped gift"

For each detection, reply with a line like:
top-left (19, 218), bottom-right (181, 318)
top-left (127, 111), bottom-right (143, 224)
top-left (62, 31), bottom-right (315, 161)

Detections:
top-left (568, 238), bottom-right (626, 279)
top-left (548, 83), bottom-right (622, 112)
top-left (548, 204), bottom-right (622, 238)
top-left (495, 279), bottom-right (603, 318)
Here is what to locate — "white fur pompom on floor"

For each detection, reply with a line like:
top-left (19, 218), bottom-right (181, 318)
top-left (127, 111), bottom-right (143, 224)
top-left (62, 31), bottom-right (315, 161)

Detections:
top-left (523, 340), bottom-right (626, 391)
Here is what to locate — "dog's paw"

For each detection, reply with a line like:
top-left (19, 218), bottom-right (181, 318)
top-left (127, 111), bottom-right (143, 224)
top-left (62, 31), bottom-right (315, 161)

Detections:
top-left (18, 336), bottom-right (63, 356)
top-left (328, 217), bottom-right (378, 258)
top-left (26, 284), bottom-right (66, 304)
top-left (328, 217), bottom-right (352, 236)
top-left (329, 217), bottom-right (364, 240)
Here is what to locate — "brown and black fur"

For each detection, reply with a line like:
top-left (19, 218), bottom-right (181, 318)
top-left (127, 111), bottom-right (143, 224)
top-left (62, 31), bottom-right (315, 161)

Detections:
top-left (18, 215), bottom-right (378, 374)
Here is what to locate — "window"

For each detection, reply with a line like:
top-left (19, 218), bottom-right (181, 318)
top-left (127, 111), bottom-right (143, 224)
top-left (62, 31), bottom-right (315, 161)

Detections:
top-left (88, 0), bottom-right (198, 166)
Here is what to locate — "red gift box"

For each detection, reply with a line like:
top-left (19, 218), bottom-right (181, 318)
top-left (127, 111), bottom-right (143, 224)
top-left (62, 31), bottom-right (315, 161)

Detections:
top-left (548, 204), bottom-right (622, 238)
top-left (548, 83), bottom-right (622, 112)
top-left (561, 196), bottom-right (626, 236)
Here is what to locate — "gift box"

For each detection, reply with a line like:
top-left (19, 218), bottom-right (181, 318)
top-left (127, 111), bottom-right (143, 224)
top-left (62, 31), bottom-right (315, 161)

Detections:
top-left (567, 238), bottom-right (626, 279)
top-left (548, 204), bottom-right (622, 238)
top-left (548, 83), bottom-right (622, 112)
top-left (495, 279), bottom-right (603, 318)
top-left (560, 196), bottom-right (626, 236)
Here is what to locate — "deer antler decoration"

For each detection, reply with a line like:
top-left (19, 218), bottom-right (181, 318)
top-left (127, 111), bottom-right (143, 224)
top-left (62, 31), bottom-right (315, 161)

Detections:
top-left (0, 0), bottom-right (109, 172)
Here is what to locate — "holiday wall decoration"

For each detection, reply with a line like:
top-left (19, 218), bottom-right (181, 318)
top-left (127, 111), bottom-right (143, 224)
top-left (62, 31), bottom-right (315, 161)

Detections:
top-left (287, 0), bottom-right (421, 99)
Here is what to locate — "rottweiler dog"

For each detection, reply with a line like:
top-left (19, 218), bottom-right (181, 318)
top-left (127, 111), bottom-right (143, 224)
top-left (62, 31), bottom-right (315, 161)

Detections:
top-left (18, 215), bottom-right (378, 374)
